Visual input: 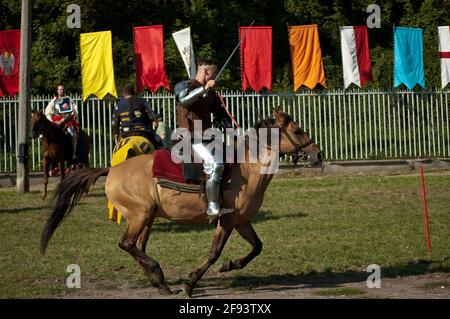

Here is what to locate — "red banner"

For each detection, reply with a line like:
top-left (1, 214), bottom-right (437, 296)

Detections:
top-left (240, 26), bottom-right (272, 92)
top-left (134, 25), bottom-right (170, 93)
top-left (0, 30), bottom-right (20, 97)
top-left (354, 26), bottom-right (373, 87)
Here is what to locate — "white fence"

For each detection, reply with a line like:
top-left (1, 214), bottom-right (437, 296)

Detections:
top-left (0, 89), bottom-right (449, 173)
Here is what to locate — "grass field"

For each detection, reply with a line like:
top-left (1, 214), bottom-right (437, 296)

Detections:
top-left (0, 169), bottom-right (449, 298)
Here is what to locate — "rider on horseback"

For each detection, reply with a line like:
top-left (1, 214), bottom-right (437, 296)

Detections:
top-left (44, 84), bottom-right (79, 162)
top-left (113, 84), bottom-right (163, 150)
top-left (175, 57), bottom-right (234, 223)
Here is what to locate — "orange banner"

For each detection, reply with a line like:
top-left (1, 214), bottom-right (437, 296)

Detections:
top-left (288, 25), bottom-right (326, 90)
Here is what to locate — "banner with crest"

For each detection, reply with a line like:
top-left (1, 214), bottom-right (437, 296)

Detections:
top-left (0, 30), bottom-right (20, 97)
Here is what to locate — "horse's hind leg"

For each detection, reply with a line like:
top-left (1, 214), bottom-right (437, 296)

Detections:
top-left (136, 215), bottom-right (155, 254)
top-left (218, 221), bottom-right (262, 273)
top-left (183, 213), bottom-right (235, 298)
top-left (118, 215), bottom-right (172, 295)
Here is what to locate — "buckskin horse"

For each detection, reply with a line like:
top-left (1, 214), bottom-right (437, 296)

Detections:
top-left (40, 110), bottom-right (323, 297)
top-left (30, 110), bottom-right (90, 199)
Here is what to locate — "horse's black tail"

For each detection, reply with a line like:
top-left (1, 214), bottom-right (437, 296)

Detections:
top-left (40, 167), bottom-right (110, 254)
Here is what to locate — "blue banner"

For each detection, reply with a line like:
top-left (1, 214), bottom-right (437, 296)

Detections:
top-left (394, 27), bottom-right (425, 89)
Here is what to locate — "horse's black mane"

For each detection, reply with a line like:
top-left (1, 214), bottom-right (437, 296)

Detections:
top-left (254, 113), bottom-right (305, 134)
top-left (32, 111), bottom-right (67, 144)
top-left (253, 118), bottom-right (276, 131)
top-left (31, 112), bottom-right (50, 136)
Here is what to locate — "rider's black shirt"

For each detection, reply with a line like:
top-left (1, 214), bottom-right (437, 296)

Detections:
top-left (113, 97), bottom-right (162, 148)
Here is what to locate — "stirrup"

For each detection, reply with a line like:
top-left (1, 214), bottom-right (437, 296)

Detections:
top-left (207, 208), bottom-right (234, 224)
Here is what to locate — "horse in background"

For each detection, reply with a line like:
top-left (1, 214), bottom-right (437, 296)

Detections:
top-left (30, 110), bottom-right (90, 199)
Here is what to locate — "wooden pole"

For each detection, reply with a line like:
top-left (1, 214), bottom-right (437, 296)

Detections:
top-left (16, 0), bottom-right (32, 193)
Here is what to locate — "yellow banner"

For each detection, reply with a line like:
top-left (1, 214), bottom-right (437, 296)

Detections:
top-left (288, 25), bottom-right (327, 90)
top-left (80, 31), bottom-right (117, 101)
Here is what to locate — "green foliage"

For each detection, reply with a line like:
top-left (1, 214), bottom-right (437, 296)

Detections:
top-left (1, 0), bottom-right (449, 94)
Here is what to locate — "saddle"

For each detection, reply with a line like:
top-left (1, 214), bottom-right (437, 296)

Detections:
top-left (152, 149), bottom-right (232, 194)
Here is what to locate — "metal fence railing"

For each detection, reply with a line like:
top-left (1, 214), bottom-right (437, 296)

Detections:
top-left (1, 89), bottom-right (449, 173)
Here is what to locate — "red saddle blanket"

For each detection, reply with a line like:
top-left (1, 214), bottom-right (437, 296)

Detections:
top-left (152, 149), bottom-right (186, 183)
top-left (152, 149), bottom-right (232, 185)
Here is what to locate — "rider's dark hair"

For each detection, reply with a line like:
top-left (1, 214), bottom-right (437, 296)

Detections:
top-left (122, 84), bottom-right (135, 96)
top-left (197, 57), bottom-right (218, 67)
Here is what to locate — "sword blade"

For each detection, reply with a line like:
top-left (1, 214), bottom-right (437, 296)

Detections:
top-left (214, 20), bottom-right (255, 82)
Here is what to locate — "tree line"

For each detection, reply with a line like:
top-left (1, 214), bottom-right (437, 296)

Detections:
top-left (1, 0), bottom-right (449, 95)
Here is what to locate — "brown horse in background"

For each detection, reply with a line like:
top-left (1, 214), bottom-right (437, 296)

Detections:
top-left (30, 110), bottom-right (90, 199)
top-left (40, 110), bottom-right (323, 297)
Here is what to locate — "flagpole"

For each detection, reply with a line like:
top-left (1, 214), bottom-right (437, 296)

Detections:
top-left (393, 23), bottom-right (397, 96)
top-left (338, 24), bottom-right (345, 91)
top-left (214, 20), bottom-right (255, 82)
top-left (17, 0), bottom-right (32, 193)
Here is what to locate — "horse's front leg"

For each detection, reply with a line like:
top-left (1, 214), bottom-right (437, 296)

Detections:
top-left (219, 221), bottom-right (263, 272)
top-left (42, 158), bottom-right (49, 200)
top-left (183, 213), bottom-right (235, 297)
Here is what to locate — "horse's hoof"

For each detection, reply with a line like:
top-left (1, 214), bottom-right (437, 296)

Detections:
top-left (158, 286), bottom-right (173, 296)
top-left (172, 288), bottom-right (183, 295)
top-left (182, 283), bottom-right (193, 298)
top-left (219, 260), bottom-right (232, 272)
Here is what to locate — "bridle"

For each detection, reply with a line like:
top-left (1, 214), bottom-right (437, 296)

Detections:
top-left (279, 126), bottom-right (314, 156)
top-left (258, 119), bottom-right (314, 160)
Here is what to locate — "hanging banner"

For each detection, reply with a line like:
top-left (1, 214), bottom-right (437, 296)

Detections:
top-left (172, 27), bottom-right (196, 79)
top-left (394, 27), bottom-right (425, 89)
top-left (438, 26), bottom-right (450, 89)
top-left (80, 31), bottom-right (118, 101)
top-left (340, 26), bottom-right (373, 89)
top-left (288, 25), bottom-right (326, 90)
top-left (240, 26), bottom-right (272, 92)
top-left (0, 30), bottom-right (20, 97)
top-left (134, 25), bottom-right (170, 93)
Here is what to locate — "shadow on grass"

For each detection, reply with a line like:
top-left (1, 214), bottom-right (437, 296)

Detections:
top-left (191, 258), bottom-right (450, 297)
top-left (0, 202), bottom-right (87, 214)
top-left (152, 210), bottom-right (308, 233)
top-left (253, 210), bottom-right (308, 223)
top-left (84, 192), bottom-right (107, 198)
top-left (0, 206), bottom-right (50, 214)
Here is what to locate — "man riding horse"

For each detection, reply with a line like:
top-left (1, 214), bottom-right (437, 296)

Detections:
top-left (175, 56), bottom-right (234, 223)
top-left (108, 84), bottom-right (163, 224)
top-left (113, 84), bottom-right (162, 154)
top-left (44, 84), bottom-right (79, 163)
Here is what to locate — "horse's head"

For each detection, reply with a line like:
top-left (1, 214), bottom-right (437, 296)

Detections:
top-left (273, 108), bottom-right (323, 166)
top-left (30, 110), bottom-right (48, 139)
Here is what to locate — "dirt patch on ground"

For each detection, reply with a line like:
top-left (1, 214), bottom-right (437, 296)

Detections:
top-left (61, 272), bottom-right (449, 299)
